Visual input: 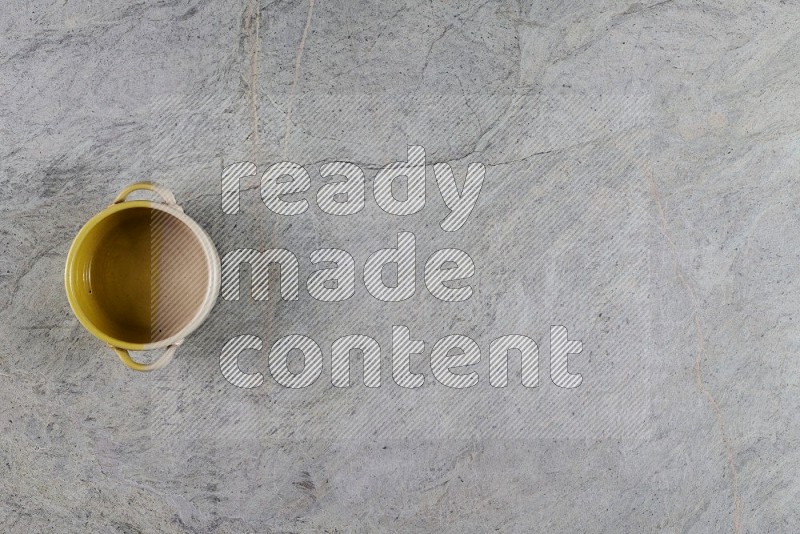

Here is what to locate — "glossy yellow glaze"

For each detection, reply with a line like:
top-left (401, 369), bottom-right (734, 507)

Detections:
top-left (64, 201), bottom-right (155, 350)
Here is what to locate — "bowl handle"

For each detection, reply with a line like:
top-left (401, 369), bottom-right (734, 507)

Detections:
top-left (112, 345), bottom-right (179, 372)
top-left (113, 181), bottom-right (182, 211)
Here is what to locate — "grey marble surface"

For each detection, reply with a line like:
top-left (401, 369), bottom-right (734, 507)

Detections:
top-left (1, 0), bottom-right (799, 532)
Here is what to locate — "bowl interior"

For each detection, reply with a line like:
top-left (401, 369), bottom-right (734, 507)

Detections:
top-left (68, 206), bottom-right (211, 345)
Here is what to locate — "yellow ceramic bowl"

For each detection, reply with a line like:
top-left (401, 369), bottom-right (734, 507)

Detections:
top-left (65, 182), bottom-right (220, 371)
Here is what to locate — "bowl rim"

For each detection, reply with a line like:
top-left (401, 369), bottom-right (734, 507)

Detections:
top-left (64, 200), bottom-right (221, 351)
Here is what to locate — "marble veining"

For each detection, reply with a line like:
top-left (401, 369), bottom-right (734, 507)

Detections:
top-left (2, 0), bottom-right (800, 532)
